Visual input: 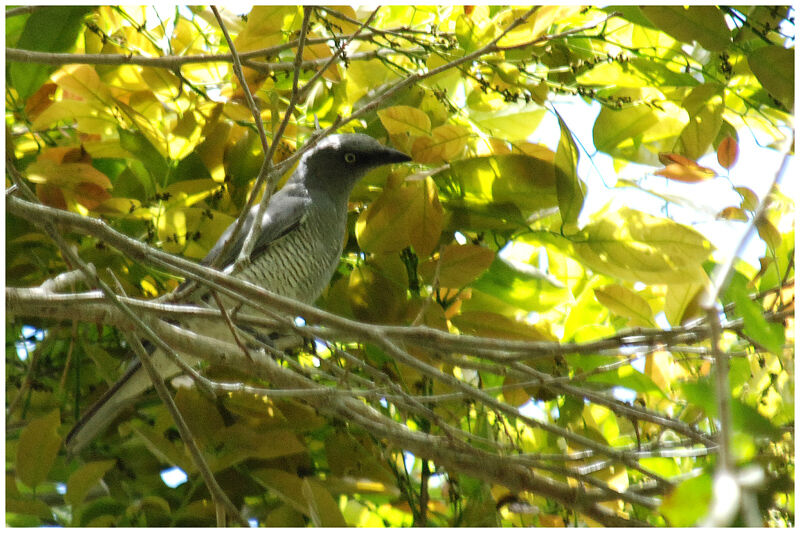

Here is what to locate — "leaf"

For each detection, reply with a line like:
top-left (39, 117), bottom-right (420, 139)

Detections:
top-left (654, 163), bottom-right (716, 183)
top-left (26, 159), bottom-right (112, 189)
top-left (593, 88), bottom-right (689, 165)
top-left (302, 479), bottom-right (347, 527)
top-left (17, 409), bottom-right (61, 489)
top-left (411, 124), bottom-right (469, 164)
top-left (756, 217), bottom-right (782, 249)
top-left (654, 152), bottom-right (716, 183)
top-left (716, 206), bottom-right (748, 221)
top-left (347, 263), bottom-right (407, 324)
top-left (641, 6), bottom-right (730, 51)
top-left (66, 461), bottom-right (116, 507)
top-left (727, 276), bottom-right (785, 356)
top-left (118, 127), bottom-right (169, 180)
top-left (678, 83), bottom-right (724, 160)
top-left (377, 106), bottom-right (432, 136)
top-left (253, 469), bottom-right (346, 526)
top-left (451, 311), bottom-right (554, 341)
top-left (9, 6), bottom-right (95, 101)
top-left (594, 284), bottom-right (655, 327)
top-left (496, 6), bottom-right (579, 48)
top-left (356, 177), bottom-right (442, 257)
top-left (466, 255), bottom-right (568, 314)
top-left (470, 103), bottom-right (546, 140)
top-left (51, 64), bottom-right (114, 106)
top-left (659, 472), bottom-right (712, 526)
top-left (448, 154), bottom-right (558, 214)
top-left (664, 282), bottom-right (703, 326)
top-left (735, 187), bottom-right (758, 211)
top-left (717, 136), bottom-right (739, 169)
top-left (233, 6), bottom-right (297, 52)
top-left (324, 432), bottom-right (396, 486)
top-left (573, 207), bottom-right (713, 285)
top-left (418, 244), bottom-right (496, 287)
top-left (553, 114), bottom-right (584, 233)
top-left (408, 177), bottom-right (444, 257)
top-left (747, 45), bottom-right (794, 110)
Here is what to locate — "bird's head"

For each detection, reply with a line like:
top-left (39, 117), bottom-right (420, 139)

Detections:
top-left (296, 133), bottom-right (411, 195)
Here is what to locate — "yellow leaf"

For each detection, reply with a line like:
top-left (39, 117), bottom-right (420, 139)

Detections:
top-left (496, 6), bottom-right (580, 48)
top-left (411, 124), bottom-right (469, 164)
top-left (377, 105), bottom-right (431, 136)
top-left (419, 244), bottom-right (496, 287)
top-left (52, 65), bottom-right (113, 106)
top-left (234, 6), bottom-right (298, 52)
top-left (451, 311), bottom-right (552, 341)
top-left (664, 282), bottom-right (703, 326)
top-left (407, 177), bottom-right (444, 258)
top-left (356, 178), bottom-right (442, 257)
top-left (574, 207), bottom-right (713, 284)
top-left (594, 284), bottom-right (656, 327)
top-left (27, 159), bottom-right (113, 190)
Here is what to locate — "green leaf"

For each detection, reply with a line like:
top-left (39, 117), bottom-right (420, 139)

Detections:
top-left (678, 83), bottom-right (725, 160)
top-left (66, 461), bottom-right (116, 507)
top-left (747, 45), bottom-right (794, 110)
top-left (118, 128), bottom-right (169, 182)
top-left (553, 114), bottom-right (584, 233)
top-left (573, 207), bottom-right (713, 285)
top-left (466, 256), bottom-right (568, 314)
top-left (9, 6), bottom-right (95, 101)
top-left (448, 154), bottom-right (558, 214)
top-left (302, 479), bottom-right (347, 527)
top-left (727, 275), bottom-right (785, 356)
top-left (681, 380), bottom-right (782, 439)
top-left (585, 365), bottom-right (665, 398)
top-left (641, 6), bottom-right (730, 51)
top-left (253, 469), bottom-right (346, 526)
top-left (659, 472), bottom-right (711, 526)
top-left (16, 409), bottom-right (61, 489)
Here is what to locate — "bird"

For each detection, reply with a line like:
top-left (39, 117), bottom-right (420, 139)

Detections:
top-left (65, 133), bottom-right (412, 452)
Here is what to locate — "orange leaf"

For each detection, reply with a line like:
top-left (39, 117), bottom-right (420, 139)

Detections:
top-left (717, 136), bottom-right (739, 169)
top-left (716, 206), bottom-right (748, 221)
top-left (75, 182), bottom-right (112, 210)
top-left (36, 183), bottom-right (67, 210)
top-left (24, 83), bottom-right (57, 120)
top-left (654, 163), bottom-right (715, 183)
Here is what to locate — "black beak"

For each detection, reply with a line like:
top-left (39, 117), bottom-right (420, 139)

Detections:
top-left (381, 147), bottom-right (413, 164)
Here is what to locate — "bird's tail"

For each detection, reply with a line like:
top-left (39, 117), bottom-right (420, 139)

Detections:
top-left (65, 348), bottom-right (181, 454)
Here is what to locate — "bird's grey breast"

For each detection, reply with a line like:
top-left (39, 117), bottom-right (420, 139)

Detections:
top-left (236, 191), bottom-right (347, 304)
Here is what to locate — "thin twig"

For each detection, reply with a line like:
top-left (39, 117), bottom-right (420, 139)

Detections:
top-left (6, 167), bottom-right (249, 527)
top-left (237, 6), bottom-right (313, 266)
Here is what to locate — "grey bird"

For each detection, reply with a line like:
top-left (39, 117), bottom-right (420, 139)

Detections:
top-left (65, 133), bottom-right (411, 452)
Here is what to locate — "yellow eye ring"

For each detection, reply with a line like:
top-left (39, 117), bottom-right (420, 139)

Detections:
top-left (344, 152), bottom-right (357, 163)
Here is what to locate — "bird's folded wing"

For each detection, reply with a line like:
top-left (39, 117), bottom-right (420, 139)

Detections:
top-left (203, 182), bottom-right (311, 268)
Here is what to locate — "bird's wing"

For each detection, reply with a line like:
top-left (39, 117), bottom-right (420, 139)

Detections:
top-left (202, 183), bottom-right (311, 268)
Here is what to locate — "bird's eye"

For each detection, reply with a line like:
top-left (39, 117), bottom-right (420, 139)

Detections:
top-left (344, 152), bottom-right (357, 163)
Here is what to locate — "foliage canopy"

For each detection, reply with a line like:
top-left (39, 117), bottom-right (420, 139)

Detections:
top-left (6, 5), bottom-right (795, 527)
